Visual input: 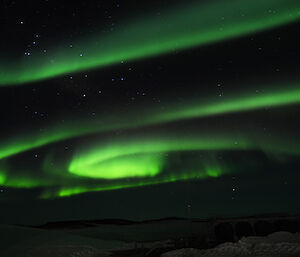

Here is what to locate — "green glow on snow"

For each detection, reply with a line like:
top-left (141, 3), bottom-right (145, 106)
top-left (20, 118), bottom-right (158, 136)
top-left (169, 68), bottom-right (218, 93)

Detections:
top-left (1, 0), bottom-right (300, 85)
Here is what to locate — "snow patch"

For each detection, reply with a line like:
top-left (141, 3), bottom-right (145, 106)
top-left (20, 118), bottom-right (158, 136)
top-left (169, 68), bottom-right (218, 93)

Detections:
top-left (27, 245), bottom-right (111, 257)
top-left (162, 232), bottom-right (300, 257)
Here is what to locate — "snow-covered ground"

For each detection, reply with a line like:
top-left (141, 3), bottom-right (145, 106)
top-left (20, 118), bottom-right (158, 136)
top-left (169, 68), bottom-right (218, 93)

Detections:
top-left (0, 224), bottom-right (129, 257)
top-left (162, 231), bottom-right (300, 257)
top-left (66, 219), bottom-right (209, 242)
top-left (2, 223), bottom-right (300, 257)
top-left (0, 223), bottom-right (184, 257)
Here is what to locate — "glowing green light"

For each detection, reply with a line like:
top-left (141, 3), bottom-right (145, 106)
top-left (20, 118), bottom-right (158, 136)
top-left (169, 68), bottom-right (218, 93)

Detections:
top-left (0, 85), bottom-right (299, 161)
top-left (68, 135), bottom-right (249, 179)
top-left (0, 128), bottom-right (296, 198)
top-left (0, 172), bottom-right (6, 185)
top-left (205, 169), bottom-right (222, 178)
top-left (1, 0), bottom-right (300, 85)
top-left (4, 177), bottom-right (43, 188)
top-left (69, 153), bottom-right (164, 179)
top-left (0, 172), bottom-right (53, 188)
top-left (0, 85), bottom-right (300, 198)
top-left (42, 168), bottom-right (226, 198)
top-left (157, 86), bottom-right (300, 123)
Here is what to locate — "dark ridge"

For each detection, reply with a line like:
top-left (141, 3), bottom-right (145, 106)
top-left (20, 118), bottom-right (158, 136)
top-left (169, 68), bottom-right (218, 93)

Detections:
top-left (88, 218), bottom-right (138, 225)
top-left (141, 216), bottom-right (187, 223)
top-left (33, 213), bottom-right (300, 230)
top-left (35, 218), bottom-right (138, 229)
top-left (34, 217), bottom-right (187, 230)
top-left (35, 220), bottom-right (96, 229)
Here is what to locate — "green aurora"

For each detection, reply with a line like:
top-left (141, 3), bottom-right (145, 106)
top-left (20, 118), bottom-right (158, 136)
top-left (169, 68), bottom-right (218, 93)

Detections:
top-left (1, 0), bottom-right (300, 85)
top-left (0, 84), bottom-right (299, 161)
top-left (69, 153), bottom-right (165, 179)
top-left (67, 130), bottom-right (299, 181)
top-left (1, 0), bottom-right (300, 199)
top-left (0, 126), bottom-right (299, 198)
top-left (1, 84), bottom-right (300, 199)
top-left (44, 169), bottom-right (224, 198)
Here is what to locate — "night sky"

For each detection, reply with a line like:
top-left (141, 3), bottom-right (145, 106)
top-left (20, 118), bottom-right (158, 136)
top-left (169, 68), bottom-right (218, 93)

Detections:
top-left (0, 0), bottom-right (300, 225)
